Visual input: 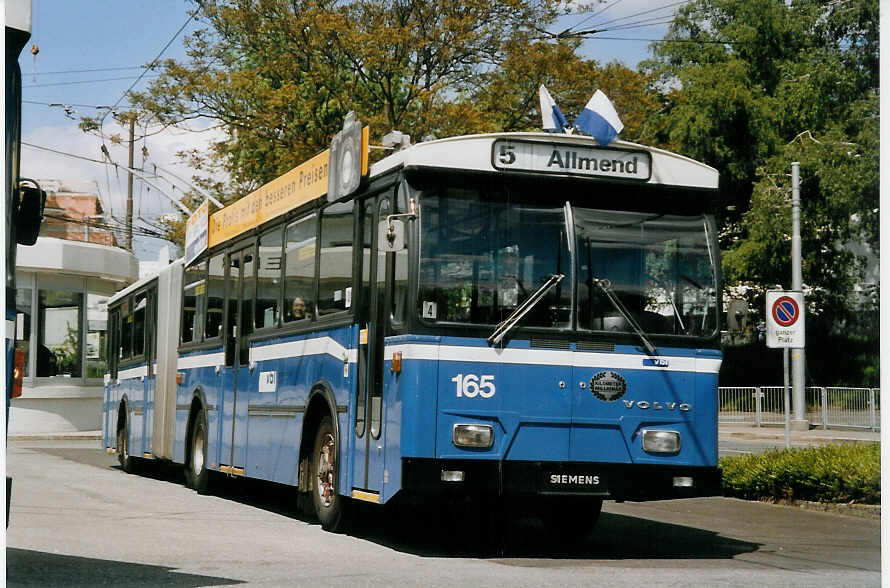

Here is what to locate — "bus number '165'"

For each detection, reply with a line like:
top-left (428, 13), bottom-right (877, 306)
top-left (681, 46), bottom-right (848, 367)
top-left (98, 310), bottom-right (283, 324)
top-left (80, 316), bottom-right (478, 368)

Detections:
top-left (451, 374), bottom-right (496, 398)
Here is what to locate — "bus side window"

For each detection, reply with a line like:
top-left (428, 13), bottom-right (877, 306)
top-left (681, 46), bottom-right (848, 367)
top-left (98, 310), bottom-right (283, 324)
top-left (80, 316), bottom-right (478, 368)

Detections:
top-left (255, 227), bottom-right (282, 329)
top-left (182, 260), bottom-right (207, 344)
top-left (318, 201), bottom-right (354, 316)
top-left (133, 292), bottom-right (147, 357)
top-left (120, 297), bottom-right (132, 360)
top-left (284, 214), bottom-right (317, 323)
top-left (205, 252), bottom-right (225, 339)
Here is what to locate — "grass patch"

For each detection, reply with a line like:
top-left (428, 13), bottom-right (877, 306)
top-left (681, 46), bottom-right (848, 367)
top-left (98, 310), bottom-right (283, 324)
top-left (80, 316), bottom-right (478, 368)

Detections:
top-left (719, 443), bottom-right (880, 505)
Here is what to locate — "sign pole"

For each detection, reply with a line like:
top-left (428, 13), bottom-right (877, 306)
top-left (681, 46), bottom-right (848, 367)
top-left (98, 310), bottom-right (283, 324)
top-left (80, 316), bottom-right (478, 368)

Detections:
top-left (783, 347), bottom-right (791, 449)
top-left (790, 162), bottom-right (807, 429)
top-left (766, 288), bottom-right (805, 449)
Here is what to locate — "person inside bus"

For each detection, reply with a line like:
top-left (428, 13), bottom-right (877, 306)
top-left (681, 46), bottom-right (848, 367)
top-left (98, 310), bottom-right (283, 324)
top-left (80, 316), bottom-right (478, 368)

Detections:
top-left (291, 297), bottom-right (310, 320)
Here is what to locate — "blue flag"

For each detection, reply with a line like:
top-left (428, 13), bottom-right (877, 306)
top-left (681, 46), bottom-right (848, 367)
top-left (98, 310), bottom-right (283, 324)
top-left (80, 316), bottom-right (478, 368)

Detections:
top-left (574, 90), bottom-right (624, 146)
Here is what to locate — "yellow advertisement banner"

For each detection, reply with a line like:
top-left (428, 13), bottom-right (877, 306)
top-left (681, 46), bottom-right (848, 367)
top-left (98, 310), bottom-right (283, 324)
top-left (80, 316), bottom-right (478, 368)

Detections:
top-left (209, 149), bottom-right (330, 247)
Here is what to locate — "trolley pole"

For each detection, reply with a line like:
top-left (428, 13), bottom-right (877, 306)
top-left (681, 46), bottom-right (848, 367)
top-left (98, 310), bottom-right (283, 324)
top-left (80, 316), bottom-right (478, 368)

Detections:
top-left (125, 113), bottom-right (135, 252)
top-left (790, 162), bottom-right (808, 430)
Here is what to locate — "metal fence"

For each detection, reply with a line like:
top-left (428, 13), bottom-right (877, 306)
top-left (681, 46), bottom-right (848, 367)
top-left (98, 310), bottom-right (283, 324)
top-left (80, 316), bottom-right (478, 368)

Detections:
top-left (718, 386), bottom-right (880, 431)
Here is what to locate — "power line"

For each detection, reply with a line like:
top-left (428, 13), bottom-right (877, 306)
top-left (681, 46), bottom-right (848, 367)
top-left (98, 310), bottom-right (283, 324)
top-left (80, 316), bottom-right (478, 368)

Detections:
top-left (99, 10), bottom-right (199, 126)
top-left (22, 141), bottom-right (193, 214)
top-left (27, 65), bottom-right (147, 76)
top-left (564, 0), bottom-right (627, 35)
top-left (23, 74), bottom-right (162, 89)
top-left (24, 99), bottom-right (119, 109)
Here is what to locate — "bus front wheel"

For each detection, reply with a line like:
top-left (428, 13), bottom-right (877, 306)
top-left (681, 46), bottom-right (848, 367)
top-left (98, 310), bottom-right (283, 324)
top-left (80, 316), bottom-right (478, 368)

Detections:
top-left (311, 415), bottom-right (347, 532)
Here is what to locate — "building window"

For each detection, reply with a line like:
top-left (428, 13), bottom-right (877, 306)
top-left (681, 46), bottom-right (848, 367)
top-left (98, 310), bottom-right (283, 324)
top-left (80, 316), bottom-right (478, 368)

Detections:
top-left (38, 289), bottom-right (84, 377)
top-left (15, 287), bottom-right (32, 377)
top-left (86, 293), bottom-right (108, 378)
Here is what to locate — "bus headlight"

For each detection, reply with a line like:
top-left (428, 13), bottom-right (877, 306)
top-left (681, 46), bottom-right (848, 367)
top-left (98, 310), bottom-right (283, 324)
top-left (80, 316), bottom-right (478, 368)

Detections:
top-left (641, 429), bottom-right (681, 454)
top-left (453, 424), bottom-right (493, 448)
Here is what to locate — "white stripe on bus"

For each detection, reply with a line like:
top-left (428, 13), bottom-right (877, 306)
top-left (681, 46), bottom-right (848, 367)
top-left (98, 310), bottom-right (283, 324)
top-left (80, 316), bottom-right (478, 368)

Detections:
top-left (382, 344), bottom-right (721, 374)
top-left (176, 339), bottom-right (720, 374)
top-left (118, 365), bottom-right (148, 380)
top-left (250, 336), bottom-right (354, 364)
top-left (177, 352), bottom-right (226, 370)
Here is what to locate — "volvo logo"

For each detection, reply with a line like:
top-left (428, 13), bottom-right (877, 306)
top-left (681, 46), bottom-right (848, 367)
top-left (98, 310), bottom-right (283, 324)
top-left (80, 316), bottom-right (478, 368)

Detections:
top-left (623, 400), bottom-right (692, 411)
top-left (590, 370), bottom-right (627, 402)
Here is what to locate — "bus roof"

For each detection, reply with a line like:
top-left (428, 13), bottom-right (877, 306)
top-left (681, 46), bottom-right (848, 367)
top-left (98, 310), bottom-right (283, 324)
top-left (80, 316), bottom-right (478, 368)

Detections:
top-left (107, 258), bottom-right (183, 307)
top-left (371, 132), bottom-right (718, 191)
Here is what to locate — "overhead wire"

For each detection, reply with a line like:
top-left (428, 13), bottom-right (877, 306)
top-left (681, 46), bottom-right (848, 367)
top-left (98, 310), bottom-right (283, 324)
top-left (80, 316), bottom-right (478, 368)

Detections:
top-left (23, 74), bottom-right (162, 89)
top-left (98, 9), bottom-right (198, 127)
top-left (22, 141), bottom-right (192, 214)
top-left (27, 65), bottom-right (147, 76)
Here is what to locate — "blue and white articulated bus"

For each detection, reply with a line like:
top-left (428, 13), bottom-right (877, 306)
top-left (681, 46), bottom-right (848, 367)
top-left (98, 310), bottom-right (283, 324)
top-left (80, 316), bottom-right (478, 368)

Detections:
top-left (105, 124), bottom-right (722, 535)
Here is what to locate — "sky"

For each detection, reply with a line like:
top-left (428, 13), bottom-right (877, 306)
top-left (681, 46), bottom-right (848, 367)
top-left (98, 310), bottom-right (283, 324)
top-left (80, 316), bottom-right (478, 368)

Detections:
top-left (17, 0), bottom-right (678, 259)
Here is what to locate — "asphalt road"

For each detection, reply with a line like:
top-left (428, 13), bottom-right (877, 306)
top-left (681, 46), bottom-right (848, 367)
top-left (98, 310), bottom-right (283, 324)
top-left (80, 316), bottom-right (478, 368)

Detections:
top-left (6, 440), bottom-right (880, 587)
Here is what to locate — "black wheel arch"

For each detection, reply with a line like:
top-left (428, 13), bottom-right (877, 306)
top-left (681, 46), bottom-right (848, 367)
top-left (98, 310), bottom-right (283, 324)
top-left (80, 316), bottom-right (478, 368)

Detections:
top-left (116, 395), bottom-right (129, 437)
top-left (298, 379), bottom-right (341, 493)
top-left (184, 386), bottom-right (208, 464)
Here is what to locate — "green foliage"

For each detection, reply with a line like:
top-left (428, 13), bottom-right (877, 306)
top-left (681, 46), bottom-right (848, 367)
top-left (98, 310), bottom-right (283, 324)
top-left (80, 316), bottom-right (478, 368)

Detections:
top-left (644, 0), bottom-right (879, 330)
top-left (720, 443), bottom-right (880, 504)
top-left (132, 0), bottom-right (573, 194)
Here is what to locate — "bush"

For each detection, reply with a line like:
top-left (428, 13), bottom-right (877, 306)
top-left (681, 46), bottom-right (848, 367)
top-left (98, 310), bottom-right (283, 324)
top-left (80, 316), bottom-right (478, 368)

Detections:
top-left (719, 443), bottom-right (880, 504)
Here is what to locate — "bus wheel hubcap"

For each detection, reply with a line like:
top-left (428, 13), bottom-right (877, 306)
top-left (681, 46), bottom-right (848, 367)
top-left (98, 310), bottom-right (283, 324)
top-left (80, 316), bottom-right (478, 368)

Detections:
top-left (316, 434), bottom-right (335, 508)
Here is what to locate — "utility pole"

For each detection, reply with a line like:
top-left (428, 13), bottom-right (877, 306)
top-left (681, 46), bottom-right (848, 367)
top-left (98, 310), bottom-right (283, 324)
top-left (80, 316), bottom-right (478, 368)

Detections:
top-left (791, 162), bottom-right (808, 430)
top-left (125, 113), bottom-right (135, 252)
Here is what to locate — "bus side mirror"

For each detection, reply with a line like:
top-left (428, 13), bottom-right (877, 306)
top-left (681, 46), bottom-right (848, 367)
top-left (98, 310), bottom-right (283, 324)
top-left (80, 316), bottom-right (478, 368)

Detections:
top-left (378, 219), bottom-right (405, 252)
top-left (16, 181), bottom-right (46, 245)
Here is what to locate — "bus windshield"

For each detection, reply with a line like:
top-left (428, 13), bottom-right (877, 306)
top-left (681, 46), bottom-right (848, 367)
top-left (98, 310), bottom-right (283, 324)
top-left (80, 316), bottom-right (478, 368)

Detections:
top-left (417, 184), bottom-right (718, 339)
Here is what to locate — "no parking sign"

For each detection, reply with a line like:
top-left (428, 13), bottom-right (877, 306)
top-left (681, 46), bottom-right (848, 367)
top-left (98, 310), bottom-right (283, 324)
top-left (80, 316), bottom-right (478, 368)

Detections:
top-left (765, 290), bottom-right (805, 348)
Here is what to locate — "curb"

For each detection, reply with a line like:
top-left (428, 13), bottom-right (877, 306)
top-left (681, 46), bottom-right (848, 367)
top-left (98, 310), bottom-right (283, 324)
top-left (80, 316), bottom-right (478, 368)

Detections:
top-left (9, 432), bottom-right (102, 441)
top-left (721, 431), bottom-right (879, 444)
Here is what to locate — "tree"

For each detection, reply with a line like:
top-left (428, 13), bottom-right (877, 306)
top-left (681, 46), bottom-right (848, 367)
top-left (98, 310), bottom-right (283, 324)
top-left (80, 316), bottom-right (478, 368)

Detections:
top-left (132, 0), bottom-right (573, 197)
top-left (472, 39), bottom-right (664, 145)
top-left (643, 0), bottom-right (878, 327)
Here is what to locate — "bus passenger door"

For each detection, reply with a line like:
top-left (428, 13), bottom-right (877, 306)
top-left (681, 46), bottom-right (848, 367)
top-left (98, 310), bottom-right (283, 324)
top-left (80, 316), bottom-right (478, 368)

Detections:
top-left (143, 286), bottom-right (157, 457)
top-left (352, 196), bottom-right (390, 499)
top-left (220, 246), bottom-right (253, 474)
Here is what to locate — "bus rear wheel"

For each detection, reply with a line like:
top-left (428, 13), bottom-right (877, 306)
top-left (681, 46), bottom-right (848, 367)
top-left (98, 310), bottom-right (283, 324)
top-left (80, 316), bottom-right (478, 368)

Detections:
top-left (311, 415), bottom-right (347, 532)
top-left (116, 421), bottom-right (136, 474)
top-left (185, 408), bottom-right (209, 494)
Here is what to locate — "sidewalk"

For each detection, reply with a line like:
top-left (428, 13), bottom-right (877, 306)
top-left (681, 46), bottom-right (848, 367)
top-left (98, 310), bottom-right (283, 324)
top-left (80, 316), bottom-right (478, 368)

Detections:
top-left (719, 423), bottom-right (881, 445)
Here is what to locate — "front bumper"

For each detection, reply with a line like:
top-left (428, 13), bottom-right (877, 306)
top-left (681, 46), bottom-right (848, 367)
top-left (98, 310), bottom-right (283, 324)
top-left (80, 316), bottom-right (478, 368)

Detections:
top-left (403, 458), bottom-right (722, 501)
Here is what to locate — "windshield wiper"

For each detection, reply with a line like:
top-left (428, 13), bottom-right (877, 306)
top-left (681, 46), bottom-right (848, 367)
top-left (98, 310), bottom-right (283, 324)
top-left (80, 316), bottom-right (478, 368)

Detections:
top-left (488, 274), bottom-right (564, 345)
top-left (592, 278), bottom-right (658, 355)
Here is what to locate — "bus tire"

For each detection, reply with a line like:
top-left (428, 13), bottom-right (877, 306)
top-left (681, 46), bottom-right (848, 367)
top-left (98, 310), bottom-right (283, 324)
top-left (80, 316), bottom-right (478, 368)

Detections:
top-left (185, 408), bottom-right (210, 494)
top-left (311, 415), bottom-right (347, 532)
top-left (116, 419), bottom-right (136, 474)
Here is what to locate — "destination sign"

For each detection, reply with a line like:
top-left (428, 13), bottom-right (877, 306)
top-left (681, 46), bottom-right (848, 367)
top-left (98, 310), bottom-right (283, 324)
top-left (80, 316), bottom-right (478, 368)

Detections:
top-left (184, 199), bottom-right (210, 265)
top-left (492, 139), bottom-right (651, 181)
top-left (209, 149), bottom-right (330, 247)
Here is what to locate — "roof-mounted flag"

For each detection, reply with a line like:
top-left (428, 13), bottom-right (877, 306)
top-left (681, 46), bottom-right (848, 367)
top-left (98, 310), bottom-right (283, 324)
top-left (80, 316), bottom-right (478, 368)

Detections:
top-left (539, 85), bottom-right (568, 133)
top-left (574, 90), bottom-right (624, 146)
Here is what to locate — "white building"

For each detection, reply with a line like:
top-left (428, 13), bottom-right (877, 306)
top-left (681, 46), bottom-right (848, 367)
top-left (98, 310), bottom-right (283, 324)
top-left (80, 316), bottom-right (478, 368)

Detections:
top-left (11, 183), bottom-right (139, 433)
